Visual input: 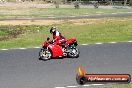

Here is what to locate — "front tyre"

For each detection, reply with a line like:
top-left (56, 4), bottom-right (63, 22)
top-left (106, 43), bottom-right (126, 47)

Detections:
top-left (67, 47), bottom-right (79, 58)
top-left (39, 49), bottom-right (52, 61)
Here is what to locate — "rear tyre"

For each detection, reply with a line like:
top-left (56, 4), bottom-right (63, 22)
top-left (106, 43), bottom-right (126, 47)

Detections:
top-left (39, 49), bottom-right (52, 61)
top-left (67, 46), bottom-right (79, 58)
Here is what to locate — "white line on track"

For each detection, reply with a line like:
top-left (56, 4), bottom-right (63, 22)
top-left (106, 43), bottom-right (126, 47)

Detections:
top-left (1, 49), bottom-right (8, 50)
top-left (109, 42), bottom-right (117, 44)
top-left (95, 43), bottom-right (103, 44)
top-left (19, 48), bottom-right (27, 50)
top-left (91, 84), bottom-right (104, 86)
top-left (34, 47), bottom-right (41, 48)
top-left (128, 41), bottom-right (132, 42)
top-left (81, 44), bottom-right (88, 45)
top-left (83, 84), bottom-right (91, 87)
top-left (67, 86), bottom-right (78, 87)
top-left (54, 80), bottom-right (132, 88)
top-left (127, 12), bottom-right (132, 13)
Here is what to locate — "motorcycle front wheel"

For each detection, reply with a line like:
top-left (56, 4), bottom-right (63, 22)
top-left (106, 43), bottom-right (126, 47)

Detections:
top-left (39, 49), bottom-right (52, 61)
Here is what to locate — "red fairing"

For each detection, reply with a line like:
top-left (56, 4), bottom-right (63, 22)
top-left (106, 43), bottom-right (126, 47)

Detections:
top-left (66, 38), bottom-right (76, 45)
top-left (43, 41), bottom-right (49, 47)
top-left (48, 44), bottom-right (63, 58)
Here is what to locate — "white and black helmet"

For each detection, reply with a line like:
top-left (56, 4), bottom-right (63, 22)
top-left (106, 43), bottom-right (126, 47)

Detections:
top-left (50, 26), bottom-right (56, 34)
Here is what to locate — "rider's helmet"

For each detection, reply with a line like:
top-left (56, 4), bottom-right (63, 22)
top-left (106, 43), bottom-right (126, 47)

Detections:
top-left (50, 26), bottom-right (56, 34)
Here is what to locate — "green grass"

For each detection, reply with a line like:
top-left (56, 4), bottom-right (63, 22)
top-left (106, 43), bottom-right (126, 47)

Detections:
top-left (0, 7), bottom-right (132, 20)
top-left (0, 18), bottom-right (132, 49)
top-left (60, 20), bottom-right (132, 44)
top-left (0, 31), bottom-right (8, 36)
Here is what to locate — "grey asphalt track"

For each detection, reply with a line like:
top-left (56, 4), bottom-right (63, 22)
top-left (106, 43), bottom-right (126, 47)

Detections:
top-left (0, 42), bottom-right (132, 88)
top-left (1, 13), bottom-right (132, 21)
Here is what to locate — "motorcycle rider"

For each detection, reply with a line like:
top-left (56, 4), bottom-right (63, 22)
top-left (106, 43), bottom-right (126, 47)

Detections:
top-left (50, 26), bottom-right (66, 46)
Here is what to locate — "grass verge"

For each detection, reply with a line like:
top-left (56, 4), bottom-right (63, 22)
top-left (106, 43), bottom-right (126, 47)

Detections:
top-left (0, 17), bottom-right (132, 49)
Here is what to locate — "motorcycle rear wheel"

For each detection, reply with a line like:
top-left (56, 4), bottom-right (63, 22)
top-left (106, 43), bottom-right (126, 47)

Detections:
top-left (67, 47), bottom-right (79, 58)
top-left (39, 49), bottom-right (52, 61)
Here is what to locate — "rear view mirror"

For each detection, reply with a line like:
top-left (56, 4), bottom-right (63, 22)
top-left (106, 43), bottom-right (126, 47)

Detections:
top-left (47, 37), bottom-right (50, 41)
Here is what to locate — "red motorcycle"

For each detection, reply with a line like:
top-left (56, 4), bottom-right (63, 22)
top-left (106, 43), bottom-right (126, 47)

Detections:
top-left (39, 37), bottom-right (79, 61)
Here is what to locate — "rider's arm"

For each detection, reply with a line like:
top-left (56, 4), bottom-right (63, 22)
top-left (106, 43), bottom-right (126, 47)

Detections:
top-left (53, 36), bottom-right (60, 42)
